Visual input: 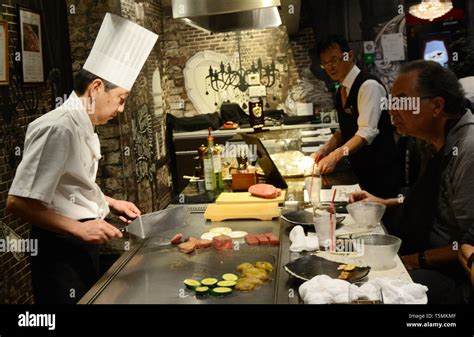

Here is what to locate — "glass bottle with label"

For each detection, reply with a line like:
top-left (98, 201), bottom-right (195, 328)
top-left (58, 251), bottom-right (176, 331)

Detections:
top-left (203, 128), bottom-right (224, 198)
top-left (249, 97), bottom-right (264, 131)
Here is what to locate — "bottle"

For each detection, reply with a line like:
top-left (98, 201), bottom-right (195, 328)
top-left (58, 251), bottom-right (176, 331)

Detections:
top-left (203, 128), bottom-right (224, 198)
top-left (197, 144), bottom-right (207, 179)
top-left (212, 142), bottom-right (224, 194)
top-left (249, 97), bottom-right (264, 131)
top-left (194, 156), bottom-right (203, 179)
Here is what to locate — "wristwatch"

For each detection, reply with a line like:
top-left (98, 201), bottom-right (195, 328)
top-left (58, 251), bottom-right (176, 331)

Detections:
top-left (468, 253), bottom-right (474, 269)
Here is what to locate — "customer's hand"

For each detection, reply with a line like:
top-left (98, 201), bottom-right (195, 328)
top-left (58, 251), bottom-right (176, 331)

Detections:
top-left (401, 253), bottom-right (420, 271)
top-left (349, 190), bottom-right (383, 203)
top-left (460, 244), bottom-right (474, 287)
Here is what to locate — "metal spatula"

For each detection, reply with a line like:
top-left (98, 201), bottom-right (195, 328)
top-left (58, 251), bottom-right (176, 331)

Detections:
top-left (121, 205), bottom-right (190, 239)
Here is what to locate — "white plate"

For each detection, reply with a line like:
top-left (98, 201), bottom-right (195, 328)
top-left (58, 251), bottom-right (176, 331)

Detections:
top-left (200, 232), bottom-right (220, 241)
top-left (227, 231), bottom-right (248, 239)
top-left (209, 227), bottom-right (233, 235)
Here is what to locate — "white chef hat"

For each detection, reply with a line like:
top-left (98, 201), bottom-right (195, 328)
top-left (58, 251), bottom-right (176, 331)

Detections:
top-left (83, 13), bottom-right (158, 91)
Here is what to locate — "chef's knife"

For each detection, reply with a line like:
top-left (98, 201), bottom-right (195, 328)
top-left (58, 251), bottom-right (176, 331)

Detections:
top-left (120, 205), bottom-right (190, 239)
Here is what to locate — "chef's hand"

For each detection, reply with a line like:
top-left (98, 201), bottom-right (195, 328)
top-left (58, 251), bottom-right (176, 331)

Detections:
top-left (76, 219), bottom-right (123, 244)
top-left (109, 199), bottom-right (141, 224)
top-left (310, 149), bottom-right (325, 162)
top-left (317, 149), bottom-right (342, 175)
top-left (401, 253), bottom-right (420, 270)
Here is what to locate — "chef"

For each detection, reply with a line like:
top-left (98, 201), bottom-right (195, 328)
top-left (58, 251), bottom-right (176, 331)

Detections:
top-left (6, 13), bottom-right (158, 304)
top-left (313, 35), bottom-right (400, 198)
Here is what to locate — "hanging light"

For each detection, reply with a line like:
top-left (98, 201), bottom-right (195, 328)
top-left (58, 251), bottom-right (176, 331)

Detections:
top-left (205, 32), bottom-right (278, 93)
top-left (409, 0), bottom-right (453, 21)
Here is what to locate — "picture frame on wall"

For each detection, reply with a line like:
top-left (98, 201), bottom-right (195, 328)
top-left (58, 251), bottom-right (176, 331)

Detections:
top-left (18, 7), bottom-right (44, 84)
top-left (0, 20), bottom-right (8, 85)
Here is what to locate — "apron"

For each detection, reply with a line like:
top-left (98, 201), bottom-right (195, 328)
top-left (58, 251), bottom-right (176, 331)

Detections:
top-left (30, 131), bottom-right (104, 304)
top-left (30, 222), bottom-right (100, 304)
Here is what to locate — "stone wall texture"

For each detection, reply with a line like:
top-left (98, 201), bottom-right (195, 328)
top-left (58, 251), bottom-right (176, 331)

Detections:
top-left (1, 0), bottom-right (320, 304)
top-left (0, 0), bottom-right (54, 304)
top-left (160, 1), bottom-right (319, 118)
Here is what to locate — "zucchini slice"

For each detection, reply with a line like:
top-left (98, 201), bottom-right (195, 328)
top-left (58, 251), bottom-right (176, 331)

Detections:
top-left (201, 278), bottom-right (219, 287)
top-left (184, 279), bottom-right (201, 290)
top-left (217, 280), bottom-right (237, 288)
top-left (195, 286), bottom-right (209, 295)
top-left (222, 273), bottom-right (239, 282)
top-left (210, 287), bottom-right (233, 296)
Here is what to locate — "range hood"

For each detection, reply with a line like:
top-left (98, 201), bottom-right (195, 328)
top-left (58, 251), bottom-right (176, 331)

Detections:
top-left (171, 0), bottom-right (282, 33)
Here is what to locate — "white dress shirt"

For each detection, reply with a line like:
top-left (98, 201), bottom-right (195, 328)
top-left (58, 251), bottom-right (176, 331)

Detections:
top-left (9, 91), bottom-right (110, 220)
top-left (341, 65), bottom-right (387, 145)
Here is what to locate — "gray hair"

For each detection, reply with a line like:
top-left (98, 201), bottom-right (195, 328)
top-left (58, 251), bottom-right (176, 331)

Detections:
top-left (399, 60), bottom-right (467, 116)
top-left (73, 68), bottom-right (118, 96)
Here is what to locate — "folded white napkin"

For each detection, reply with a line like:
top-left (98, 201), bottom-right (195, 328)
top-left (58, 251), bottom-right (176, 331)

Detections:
top-left (289, 226), bottom-right (319, 252)
top-left (370, 278), bottom-right (428, 304)
top-left (299, 275), bottom-right (428, 304)
top-left (299, 275), bottom-right (350, 304)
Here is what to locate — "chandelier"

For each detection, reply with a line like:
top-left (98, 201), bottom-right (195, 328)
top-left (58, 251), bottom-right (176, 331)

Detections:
top-left (206, 32), bottom-right (278, 93)
top-left (409, 0), bottom-right (453, 21)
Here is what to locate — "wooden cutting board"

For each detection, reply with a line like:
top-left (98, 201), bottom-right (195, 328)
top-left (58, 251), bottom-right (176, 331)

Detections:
top-left (215, 191), bottom-right (286, 204)
top-left (204, 203), bottom-right (280, 222)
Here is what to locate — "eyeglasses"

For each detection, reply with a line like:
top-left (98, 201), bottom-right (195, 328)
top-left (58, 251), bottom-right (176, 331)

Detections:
top-left (320, 56), bottom-right (345, 70)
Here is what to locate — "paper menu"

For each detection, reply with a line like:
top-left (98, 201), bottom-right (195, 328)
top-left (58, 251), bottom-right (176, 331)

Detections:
top-left (318, 184), bottom-right (362, 202)
top-left (381, 33), bottom-right (405, 62)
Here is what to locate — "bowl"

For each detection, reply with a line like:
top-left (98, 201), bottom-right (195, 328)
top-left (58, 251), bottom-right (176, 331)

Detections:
top-left (346, 201), bottom-right (386, 228)
top-left (357, 234), bottom-right (402, 270)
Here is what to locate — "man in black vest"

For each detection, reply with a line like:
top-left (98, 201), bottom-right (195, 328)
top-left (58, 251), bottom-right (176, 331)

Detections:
top-left (313, 35), bottom-right (400, 198)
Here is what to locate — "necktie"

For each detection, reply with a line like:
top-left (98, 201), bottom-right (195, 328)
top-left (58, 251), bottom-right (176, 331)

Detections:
top-left (341, 85), bottom-right (348, 108)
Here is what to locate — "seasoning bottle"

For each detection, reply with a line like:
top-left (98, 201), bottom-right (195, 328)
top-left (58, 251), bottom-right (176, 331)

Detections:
top-left (203, 128), bottom-right (223, 198)
top-left (249, 97), bottom-right (264, 131)
top-left (197, 144), bottom-right (207, 179)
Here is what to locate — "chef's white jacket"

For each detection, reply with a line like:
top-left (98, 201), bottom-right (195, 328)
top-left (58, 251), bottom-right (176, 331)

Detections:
top-left (9, 91), bottom-right (110, 220)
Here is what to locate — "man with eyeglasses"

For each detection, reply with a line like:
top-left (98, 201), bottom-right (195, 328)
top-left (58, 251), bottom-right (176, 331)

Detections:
top-left (351, 60), bottom-right (474, 303)
top-left (313, 35), bottom-right (400, 198)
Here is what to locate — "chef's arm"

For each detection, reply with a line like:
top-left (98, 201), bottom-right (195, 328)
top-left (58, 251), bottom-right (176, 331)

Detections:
top-left (314, 131), bottom-right (344, 157)
top-left (6, 195), bottom-right (122, 243)
top-left (333, 134), bottom-right (367, 159)
top-left (317, 135), bottom-right (367, 174)
top-left (401, 245), bottom-right (458, 270)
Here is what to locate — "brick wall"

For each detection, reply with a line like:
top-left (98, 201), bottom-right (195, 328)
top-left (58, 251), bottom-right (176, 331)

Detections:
top-left (161, 2), bottom-right (322, 118)
top-left (0, 0), bottom-right (53, 304)
top-left (67, 0), bottom-right (171, 215)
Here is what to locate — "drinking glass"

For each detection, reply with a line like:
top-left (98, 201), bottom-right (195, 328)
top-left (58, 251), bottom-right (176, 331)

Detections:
top-left (348, 282), bottom-right (384, 304)
top-left (312, 202), bottom-right (336, 251)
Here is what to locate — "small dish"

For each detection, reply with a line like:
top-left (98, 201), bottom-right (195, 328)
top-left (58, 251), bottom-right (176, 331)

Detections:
top-left (284, 255), bottom-right (370, 283)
